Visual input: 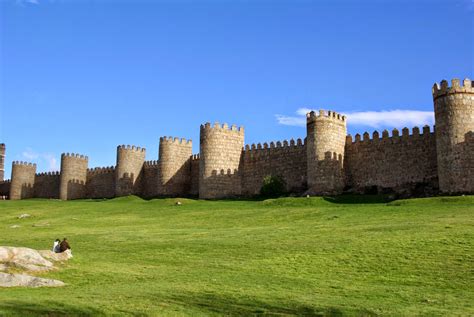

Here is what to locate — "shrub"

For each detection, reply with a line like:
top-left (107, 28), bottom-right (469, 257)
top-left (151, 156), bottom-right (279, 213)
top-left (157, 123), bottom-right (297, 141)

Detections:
top-left (260, 175), bottom-right (287, 197)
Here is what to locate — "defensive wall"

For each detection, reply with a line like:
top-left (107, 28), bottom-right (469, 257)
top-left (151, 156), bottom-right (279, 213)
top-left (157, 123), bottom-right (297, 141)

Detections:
top-left (0, 78), bottom-right (472, 200)
top-left (0, 144), bottom-right (5, 182)
top-left (344, 126), bottom-right (438, 196)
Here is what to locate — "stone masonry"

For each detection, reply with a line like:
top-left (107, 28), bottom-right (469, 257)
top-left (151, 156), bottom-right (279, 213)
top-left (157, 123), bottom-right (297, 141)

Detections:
top-left (10, 161), bottom-right (36, 200)
top-left (306, 110), bottom-right (347, 195)
top-left (59, 153), bottom-right (88, 200)
top-left (0, 144), bottom-right (5, 182)
top-left (199, 123), bottom-right (245, 199)
top-left (433, 79), bottom-right (474, 194)
top-left (115, 145), bottom-right (146, 197)
top-left (0, 78), bottom-right (472, 200)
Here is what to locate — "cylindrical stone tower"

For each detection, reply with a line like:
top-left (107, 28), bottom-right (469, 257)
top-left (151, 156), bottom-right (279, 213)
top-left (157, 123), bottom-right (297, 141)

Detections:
top-left (10, 161), bottom-right (36, 200)
top-left (159, 137), bottom-right (192, 196)
top-left (306, 110), bottom-right (347, 195)
top-left (199, 122), bottom-right (244, 199)
top-left (59, 153), bottom-right (88, 200)
top-left (433, 78), bottom-right (474, 194)
top-left (0, 143), bottom-right (5, 182)
top-left (115, 145), bottom-right (146, 197)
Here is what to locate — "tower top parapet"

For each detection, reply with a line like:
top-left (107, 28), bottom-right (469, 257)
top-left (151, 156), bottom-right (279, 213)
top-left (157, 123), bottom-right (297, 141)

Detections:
top-left (61, 153), bottom-right (88, 161)
top-left (117, 145), bottom-right (146, 153)
top-left (306, 110), bottom-right (346, 123)
top-left (160, 136), bottom-right (192, 145)
top-left (432, 78), bottom-right (473, 99)
top-left (13, 161), bottom-right (36, 167)
top-left (200, 122), bottom-right (244, 134)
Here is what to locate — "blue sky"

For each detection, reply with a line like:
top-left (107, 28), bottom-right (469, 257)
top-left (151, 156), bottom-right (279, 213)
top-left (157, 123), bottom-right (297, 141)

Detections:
top-left (0, 0), bottom-right (473, 177)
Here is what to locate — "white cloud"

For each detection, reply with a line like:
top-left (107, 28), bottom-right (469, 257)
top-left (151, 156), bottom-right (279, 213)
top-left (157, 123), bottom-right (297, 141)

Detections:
top-left (275, 114), bottom-right (306, 127)
top-left (347, 110), bottom-right (434, 128)
top-left (276, 108), bottom-right (434, 129)
top-left (20, 149), bottom-right (59, 172)
top-left (43, 154), bottom-right (59, 171)
top-left (22, 148), bottom-right (39, 160)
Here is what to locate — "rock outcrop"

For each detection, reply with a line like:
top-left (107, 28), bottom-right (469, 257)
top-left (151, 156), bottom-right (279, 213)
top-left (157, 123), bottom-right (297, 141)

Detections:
top-left (0, 246), bottom-right (71, 288)
top-left (0, 272), bottom-right (65, 288)
top-left (0, 246), bottom-right (53, 272)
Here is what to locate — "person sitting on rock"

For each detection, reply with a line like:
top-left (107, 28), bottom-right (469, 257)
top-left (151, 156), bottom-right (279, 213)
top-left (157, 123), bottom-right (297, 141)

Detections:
top-left (59, 238), bottom-right (71, 253)
top-left (52, 239), bottom-right (61, 253)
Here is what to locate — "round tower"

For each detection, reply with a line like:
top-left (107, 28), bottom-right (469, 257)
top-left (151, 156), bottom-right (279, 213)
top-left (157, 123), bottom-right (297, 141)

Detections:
top-left (115, 145), bottom-right (146, 197)
top-left (0, 143), bottom-right (5, 182)
top-left (199, 122), bottom-right (244, 199)
top-left (10, 161), bottom-right (36, 200)
top-left (59, 153), bottom-right (88, 200)
top-left (306, 110), bottom-right (347, 195)
top-left (433, 78), bottom-right (474, 194)
top-left (159, 137), bottom-right (192, 196)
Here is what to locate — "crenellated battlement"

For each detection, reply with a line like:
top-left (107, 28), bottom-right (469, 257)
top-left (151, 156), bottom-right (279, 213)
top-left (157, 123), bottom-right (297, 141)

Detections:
top-left (10, 161), bottom-right (36, 200)
top-left (200, 122), bottom-right (244, 134)
top-left (243, 138), bottom-right (305, 154)
top-left (160, 136), bottom-right (192, 145)
top-left (347, 125), bottom-right (433, 144)
top-left (12, 161), bottom-right (37, 167)
top-left (117, 145), bottom-right (146, 153)
top-left (61, 153), bottom-right (88, 161)
top-left (87, 166), bottom-right (116, 175)
top-left (67, 179), bottom-right (86, 185)
top-left (210, 168), bottom-right (239, 177)
top-left (36, 171), bottom-right (60, 177)
top-left (115, 144), bottom-right (146, 197)
top-left (2, 75), bottom-right (472, 199)
top-left (143, 160), bottom-right (159, 168)
top-left (432, 78), bottom-right (473, 99)
top-left (306, 110), bottom-right (346, 123)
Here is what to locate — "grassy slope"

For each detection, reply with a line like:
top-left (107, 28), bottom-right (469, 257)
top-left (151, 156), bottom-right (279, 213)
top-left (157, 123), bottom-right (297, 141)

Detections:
top-left (0, 196), bottom-right (473, 316)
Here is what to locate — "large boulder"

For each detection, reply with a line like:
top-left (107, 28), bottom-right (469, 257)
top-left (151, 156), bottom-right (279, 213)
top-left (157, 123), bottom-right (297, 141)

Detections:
top-left (38, 249), bottom-right (73, 262)
top-left (0, 246), bottom-right (53, 272)
top-left (0, 272), bottom-right (64, 288)
top-left (0, 246), bottom-right (71, 288)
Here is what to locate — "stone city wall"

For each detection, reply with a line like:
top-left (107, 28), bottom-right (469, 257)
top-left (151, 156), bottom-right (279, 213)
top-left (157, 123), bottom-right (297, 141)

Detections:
top-left (450, 131), bottom-right (474, 193)
top-left (433, 78), bottom-right (474, 194)
top-left (159, 137), bottom-right (192, 196)
top-left (306, 110), bottom-right (347, 195)
top-left (1, 78), bottom-right (472, 200)
top-left (189, 154), bottom-right (200, 196)
top-left (344, 126), bottom-right (438, 196)
top-left (0, 144), bottom-right (5, 182)
top-left (0, 180), bottom-right (11, 197)
top-left (199, 123), bottom-right (244, 199)
top-left (10, 161), bottom-right (36, 200)
top-left (142, 160), bottom-right (160, 199)
top-left (59, 153), bottom-right (88, 200)
top-left (115, 145), bottom-right (146, 197)
top-left (240, 139), bottom-right (307, 196)
top-left (35, 172), bottom-right (60, 199)
top-left (86, 166), bottom-right (116, 199)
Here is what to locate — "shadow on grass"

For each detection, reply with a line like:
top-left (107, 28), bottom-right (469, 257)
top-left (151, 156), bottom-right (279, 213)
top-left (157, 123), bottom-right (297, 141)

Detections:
top-left (164, 292), bottom-right (378, 317)
top-left (0, 301), bottom-right (107, 317)
top-left (323, 195), bottom-right (391, 204)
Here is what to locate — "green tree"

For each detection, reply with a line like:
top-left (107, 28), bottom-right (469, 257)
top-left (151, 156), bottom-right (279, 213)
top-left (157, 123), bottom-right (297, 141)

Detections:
top-left (260, 175), bottom-right (287, 197)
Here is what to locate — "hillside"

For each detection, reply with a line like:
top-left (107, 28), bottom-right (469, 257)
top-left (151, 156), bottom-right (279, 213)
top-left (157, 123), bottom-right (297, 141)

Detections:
top-left (0, 196), bottom-right (473, 316)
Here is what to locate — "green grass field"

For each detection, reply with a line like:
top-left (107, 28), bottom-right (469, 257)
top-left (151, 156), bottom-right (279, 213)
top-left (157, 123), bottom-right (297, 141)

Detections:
top-left (0, 195), bottom-right (473, 316)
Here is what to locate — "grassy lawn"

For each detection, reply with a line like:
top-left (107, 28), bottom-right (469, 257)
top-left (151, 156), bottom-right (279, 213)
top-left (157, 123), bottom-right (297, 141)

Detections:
top-left (0, 195), bottom-right (473, 316)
